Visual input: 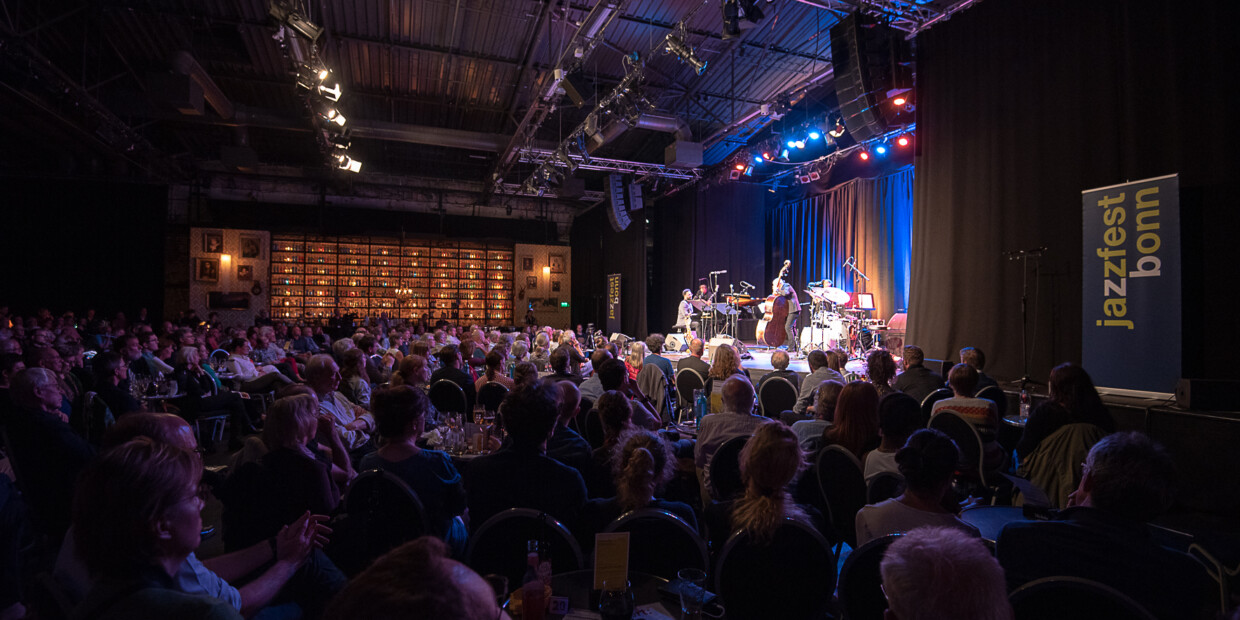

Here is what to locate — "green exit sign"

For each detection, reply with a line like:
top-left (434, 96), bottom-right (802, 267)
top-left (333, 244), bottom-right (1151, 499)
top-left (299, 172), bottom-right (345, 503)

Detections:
top-left (560, 302), bottom-right (569, 308)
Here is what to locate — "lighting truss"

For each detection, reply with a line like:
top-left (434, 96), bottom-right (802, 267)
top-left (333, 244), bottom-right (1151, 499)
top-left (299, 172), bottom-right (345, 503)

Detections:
top-left (793, 0), bottom-right (983, 35)
top-left (500, 184), bottom-right (606, 202)
top-left (519, 149), bottom-right (700, 181)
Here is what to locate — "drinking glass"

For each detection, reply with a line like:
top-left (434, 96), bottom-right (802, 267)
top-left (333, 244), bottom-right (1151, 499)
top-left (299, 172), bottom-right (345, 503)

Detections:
top-left (598, 579), bottom-right (634, 620)
top-left (678, 568), bottom-right (708, 620)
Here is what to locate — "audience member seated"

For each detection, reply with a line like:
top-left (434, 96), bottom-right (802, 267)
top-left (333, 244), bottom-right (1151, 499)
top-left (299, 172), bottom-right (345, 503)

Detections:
top-left (512, 361), bottom-right (539, 387)
top-left (792, 350), bottom-right (844, 417)
top-left (56, 412), bottom-right (342, 618)
top-left (1015, 362), bottom-right (1115, 460)
top-left (172, 345), bottom-right (251, 433)
top-left (546, 382), bottom-right (593, 480)
top-left (959, 346), bottom-right (997, 390)
top-left (675, 338), bottom-right (712, 386)
top-left (91, 350), bottom-right (143, 417)
top-left (695, 377), bottom-right (765, 498)
top-left (542, 346), bottom-right (584, 386)
top-left (429, 345), bottom-right (477, 413)
top-left (932, 364), bottom-right (1005, 471)
top-left (866, 349), bottom-right (898, 399)
top-left (465, 382), bottom-right (587, 530)
top-left (705, 420), bottom-right (815, 548)
top-left (5, 368), bottom-right (95, 536)
top-left (306, 354), bottom-right (375, 462)
top-left (70, 438), bottom-right (248, 619)
top-left (624, 342), bottom-right (645, 382)
top-left (223, 338), bottom-right (295, 393)
top-left (578, 348), bottom-right (613, 403)
top-left (357, 336), bottom-right (394, 385)
top-left (855, 429), bottom-right (980, 546)
top-left (757, 349), bottom-right (800, 399)
top-left (117, 333), bottom-right (167, 379)
top-left (822, 380), bottom-right (881, 461)
top-left (582, 429), bottom-right (698, 534)
top-left (595, 358), bottom-right (660, 430)
top-left (893, 345), bottom-right (944, 405)
top-left (474, 350), bottom-right (515, 393)
top-left (289, 326), bottom-right (320, 355)
top-left (880, 527), bottom-right (1013, 620)
top-left (790, 380), bottom-right (842, 449)
top-left (642, 334), bottom-right (674, 382)
top-left (338, 348), bottom-right (373, 409)
top-left (996, 431), bottom-right (1215, 620)
top-left (707, 343), bottom-right (750, 384)
top-left (590, 390), bottom-right (634, 498)
top-left (390, 354), bottom-right (430, 390)
top-left (0, 352), bottom-right (23, 413)
top-left (864, 393), bottom-right (923, 482)
top-left (360, 386), bottom-right (468, 555)
top-left (322, 537), bottom-right (508, 620)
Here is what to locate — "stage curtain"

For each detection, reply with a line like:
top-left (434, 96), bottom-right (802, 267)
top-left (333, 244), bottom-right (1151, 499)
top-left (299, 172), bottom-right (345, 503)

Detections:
top-left (766, 167), bottom-right (913, 327)
top-left (908, 0), bottom-right (1239, 381)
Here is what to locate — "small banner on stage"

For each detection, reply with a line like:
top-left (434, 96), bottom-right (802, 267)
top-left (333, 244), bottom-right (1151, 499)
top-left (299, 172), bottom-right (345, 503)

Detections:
top-left (606, 273), bottom-right (622, 336)
top-left (1081, 173), bottom-right (1180, 394)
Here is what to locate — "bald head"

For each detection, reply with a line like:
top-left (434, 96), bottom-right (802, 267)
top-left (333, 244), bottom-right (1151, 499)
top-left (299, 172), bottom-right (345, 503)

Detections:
top-left (689, 338), bottom-right (705, 357)
top-left (556, 381), bottom-right (581, 424)
top-left (721, 376), bottom-right (755, 414)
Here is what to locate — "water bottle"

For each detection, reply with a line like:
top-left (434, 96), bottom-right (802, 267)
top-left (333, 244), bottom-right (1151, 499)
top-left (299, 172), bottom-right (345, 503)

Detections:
top-left (694, 389), bottom-right (708, 425)
top-left (522, 543), bottom-right (546, 620)
top-left (1019, 389), bottom-right (1031, 421)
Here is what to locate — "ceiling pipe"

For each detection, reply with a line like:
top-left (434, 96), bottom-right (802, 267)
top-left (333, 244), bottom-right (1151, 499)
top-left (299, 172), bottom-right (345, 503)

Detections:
top-left (587, 112), bottom-right (692, 153)
top-left (169, 50), bottom-right (235, 120)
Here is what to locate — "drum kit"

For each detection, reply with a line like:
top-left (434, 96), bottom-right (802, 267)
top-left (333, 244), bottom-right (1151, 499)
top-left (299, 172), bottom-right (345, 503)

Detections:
top-left (799, 283), bottom-right (887, 360)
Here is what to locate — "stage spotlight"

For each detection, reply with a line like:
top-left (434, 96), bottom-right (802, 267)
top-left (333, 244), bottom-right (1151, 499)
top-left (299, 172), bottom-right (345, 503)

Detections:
top-left (808, 131), bottom-right (820, 140)
top-left (893, 97), bottom-right (906, 106)
top-left (665, 33), bottom-right (708, 75)
top-left (334, 153), bottom-right (362, 173)
top-left (897, 135), bottom-right (910, 147)
top-left (786, 140), bottom-right (797, 148)
top-left (313, 100), bottom-right (347, 127)
top-left (778, 149), bottom-right (789, 162)
top-left (269, 0), bottom-right (324, 41)
top-left (295, 63), bottom-right (331, 90)
top-left (794, 140), bottom-right (806, 149)
top-left (859, 150), bottom-right (870, 161)
top-left (735, 163), bottom-right (746, 171)
top-left (762, 152), bottom-right (771, 160)
top-left (318, 82), bottom-right (342, 102)
top-left (744, 165), bottom-right (754, 176)
top-left (875, 145), bottom-right (887, 155)
top-left (753, 155), bottom-right (764, 164)
top-left (554, 149), bottom-right (578, 172)
top-left (829, 119), bottom-right (846, 138)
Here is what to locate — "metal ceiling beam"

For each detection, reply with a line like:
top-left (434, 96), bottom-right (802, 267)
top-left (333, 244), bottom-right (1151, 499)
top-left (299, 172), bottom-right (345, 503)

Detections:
top-left (519, 147), bottom-right (699, 180)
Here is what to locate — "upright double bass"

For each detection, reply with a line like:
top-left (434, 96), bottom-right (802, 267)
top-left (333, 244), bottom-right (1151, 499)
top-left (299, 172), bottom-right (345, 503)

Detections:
top-left (756, 260), bottom-right (792, 347)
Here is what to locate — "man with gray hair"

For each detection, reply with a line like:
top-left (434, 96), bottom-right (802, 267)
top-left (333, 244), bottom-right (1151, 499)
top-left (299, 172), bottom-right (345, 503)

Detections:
top-left (305, 354), bottom-right (375, 462)
top-left (880, 526), bottom-right (1013, 620)
top-left (997, 431), bottom-right (1214, 619)
top-left (6, 368), bottom-right (95, 536)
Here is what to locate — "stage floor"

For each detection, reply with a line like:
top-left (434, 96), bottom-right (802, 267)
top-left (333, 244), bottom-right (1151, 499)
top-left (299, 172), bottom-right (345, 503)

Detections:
top-left (659, 341), bottom-right (813, 378)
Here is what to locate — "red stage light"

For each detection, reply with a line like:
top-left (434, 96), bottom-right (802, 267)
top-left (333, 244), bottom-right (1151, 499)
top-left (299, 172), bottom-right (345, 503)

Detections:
top-left (897, 136), bottom-right (910, 147)
top-left (735, 163), bottom-right (746, 171)
top-left (762, 152), bottom-right (771, 160)
top-left (859, 151), bottom-right (870, 161)
top-left (893, 97), bottom-right (907, 106)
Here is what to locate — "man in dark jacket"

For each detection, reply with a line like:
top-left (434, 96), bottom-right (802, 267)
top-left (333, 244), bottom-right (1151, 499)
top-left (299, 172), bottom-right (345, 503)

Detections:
top-left (892, 345), bottom-right (944, 404)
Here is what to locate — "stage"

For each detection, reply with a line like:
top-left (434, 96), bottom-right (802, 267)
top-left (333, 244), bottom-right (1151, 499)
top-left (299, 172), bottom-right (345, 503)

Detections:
top-left (659, 342), bottom-right (813, 380)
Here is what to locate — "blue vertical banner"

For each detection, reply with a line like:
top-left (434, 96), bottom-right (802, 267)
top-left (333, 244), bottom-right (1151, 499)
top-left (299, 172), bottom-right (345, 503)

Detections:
top-left (606, 273), bottom-right (622, 336)
top-left (1081, 174), bottom-right (1180, 394)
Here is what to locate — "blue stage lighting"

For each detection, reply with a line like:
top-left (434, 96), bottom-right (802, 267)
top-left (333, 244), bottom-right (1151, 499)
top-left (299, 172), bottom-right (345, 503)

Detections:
top-left (875, 145), bottom-right (887, 155)
top-left (754, 155), bottom-right (764, 164)
top-left (794, 140), bottom-right (806, 149)
top-left (809, 131), bottom-right (820, 140)
top-left (786, 140), bottom-right (797, 148)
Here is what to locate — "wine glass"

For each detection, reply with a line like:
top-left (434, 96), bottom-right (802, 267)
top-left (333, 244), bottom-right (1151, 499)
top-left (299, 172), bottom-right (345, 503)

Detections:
top-left (598, 580), bottom-right (634, 620)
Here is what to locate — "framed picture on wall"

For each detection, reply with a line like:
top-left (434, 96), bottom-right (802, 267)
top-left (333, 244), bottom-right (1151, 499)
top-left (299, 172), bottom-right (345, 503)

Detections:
top-left (526, 276), bottom-right (537, 289)
top-left (237, 264), bottom-right (254, 281)
top-left (521, 256), bottom-right (534, 271)
top-left (195, 258), bottom-right (219, 283)
top-left (240, 235), bottom-right (261, 259)
top-left (202, 231), bottom-right (224, 254)
top-left (551, 280), bottom-right (561, 292)
top-left (549, 254), bottom-right (565, 274)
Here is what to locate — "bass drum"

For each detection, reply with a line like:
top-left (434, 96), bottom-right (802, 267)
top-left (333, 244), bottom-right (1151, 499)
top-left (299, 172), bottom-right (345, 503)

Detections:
top-left (823, 316), bottom-right (850, 349)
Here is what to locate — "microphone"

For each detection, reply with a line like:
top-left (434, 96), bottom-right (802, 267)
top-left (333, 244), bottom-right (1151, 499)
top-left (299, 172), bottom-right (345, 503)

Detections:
top-left (739, 280), bottom-right (754, 289)
top-left (698, 277), bottom-right (707, 281)
top-left (710, 270), bottom-right (728, 275)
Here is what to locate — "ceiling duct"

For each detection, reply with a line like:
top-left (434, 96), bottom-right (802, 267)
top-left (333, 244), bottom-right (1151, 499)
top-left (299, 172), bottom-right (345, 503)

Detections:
top-left (169, 51), bottom-right (235, 120)
top-left (587, 112), bottom-right (692, 153)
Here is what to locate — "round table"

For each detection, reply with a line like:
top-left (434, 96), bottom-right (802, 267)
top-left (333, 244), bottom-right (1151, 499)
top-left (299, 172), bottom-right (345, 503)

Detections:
top-left (1001, 413), bottom-right (1029, 428)
top-left (510, 570), bottom-right (671, 619)
top-left (960, 505), bottom-right (1030, 544)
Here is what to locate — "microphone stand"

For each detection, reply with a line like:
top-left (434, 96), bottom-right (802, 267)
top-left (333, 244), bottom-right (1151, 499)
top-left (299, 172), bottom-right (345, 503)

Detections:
top-left (1004, 247), bottom-right (1047, 389)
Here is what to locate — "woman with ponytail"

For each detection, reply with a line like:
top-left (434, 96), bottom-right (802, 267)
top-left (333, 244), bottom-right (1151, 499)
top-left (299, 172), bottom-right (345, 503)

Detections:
top-left (473, 349), bottom-right (514, 392)
top-left (854, 428), bottom-right (980, 546)
top-left (582, 429), bottom-right (698, 534)
top-left (705, 421), bottom-right (817, 547)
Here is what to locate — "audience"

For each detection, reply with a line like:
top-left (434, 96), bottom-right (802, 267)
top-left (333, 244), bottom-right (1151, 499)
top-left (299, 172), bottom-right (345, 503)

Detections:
top-left (546, 381), bottom-right (593, 480)
top-left (91, 350), bottom-right (143, 417)
top-left (624, 342), bottom-right (645, 382)
top-left (855, 429), bottom-right (979, 546)
top-left (543, 346), bottom-right (583, 385)
top-left (792, 350), bottom-right (844, 417)
top-left (594, 358), bottom-right (660, 430)
top-left (790, 379), bottom-right (842, 449)
top-left (865, 349), bottom-right (898, 398)
top-left (880, 527), bottom-right (1013, 620)
top-left (707, 343), bottom-right (749, 383)
top-left (306, 354), bottom-right (375, 462)
top-left (695, 377), bottom-right (765, 497)
top-left (338, 348), bottom-right (373, 409)
top-left (821, 380), bottom-right (881, 461)
top-left (706, 420), bottom-right (812, 547)
top-left (583, 429), bottom-right (697, 533)
top-left (223, 337), bottom-right (295, 393)
top-left (675, 338), bottom-right (712, 389)
top-left (465, 381), bottom-right (587, 530)
top-left (323, 537), bottom-right (508, 620)
top-left (1015, 362), bottom-right (1115, 460)
top-left (642, 333), bottom-right (674, 382)
top-left (959, 346), bottom-right (997, 390)
top-left (997, 431), bottom-right (1214, 619)
top-left (756, 349), bottom-right (800, 397)
top-left (578, 348), bottom-right (613, 402)
top-left (932, 363), bottom-right (1004, 471)
top-left (429, 345), bottom-right (477, 413)
top-left (360, 386), bottom-right (468, 554)
top-left (864, 393), bottom-right (923, 482)
top-left (893, 345), bottom-right (943, 404)
top-left (171, 346), bottom-right (251, 450)
top-left (474, 349), bottom-right (515, 392)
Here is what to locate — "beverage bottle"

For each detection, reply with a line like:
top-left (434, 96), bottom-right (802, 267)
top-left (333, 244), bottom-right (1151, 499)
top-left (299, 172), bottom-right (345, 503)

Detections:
top-left (1019, 389), bottom-right (1031, 420)
top-left (694, 389), bottom-right (708, 424)
top-left (522, 546), bottom-right (545, 620)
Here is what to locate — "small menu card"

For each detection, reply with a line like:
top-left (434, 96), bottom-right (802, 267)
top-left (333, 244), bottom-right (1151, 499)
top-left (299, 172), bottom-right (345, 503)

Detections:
top-left (593, 531), bottom-right (630, 590)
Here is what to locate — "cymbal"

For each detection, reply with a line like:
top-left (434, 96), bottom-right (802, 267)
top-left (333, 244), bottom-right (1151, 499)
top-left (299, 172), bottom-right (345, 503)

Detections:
top-left (822, 286), bottom-right (851, 305)
top-left (803, 289), bottom-right (828, 303)
top-left (844, 359), bottom-right (868, 375)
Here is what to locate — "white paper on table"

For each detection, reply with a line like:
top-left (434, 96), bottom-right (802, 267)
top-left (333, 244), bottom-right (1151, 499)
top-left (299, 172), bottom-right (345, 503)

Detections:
top-left (592, 532), bottom-right (630, 590)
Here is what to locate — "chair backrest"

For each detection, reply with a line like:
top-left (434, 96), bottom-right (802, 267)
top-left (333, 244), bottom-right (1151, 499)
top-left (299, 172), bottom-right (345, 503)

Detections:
top-left (837, 534), bottom-right (901, 620)
top-left (209, 349), bottom-right (230, 366)
top-left (340, 469), bottom-right (429, 575)
top-left (582, 407), bottom-right (605, 449)
top-left (928, 409), bottom-right (987, 485)
top-left (757, 377), bottom-right (798, 418)
top-left (715, 518), bottom-right (837, 620)
top-left (465, 508), bottom-right (584, 590)
top-left (428, 379), bottom-right (468, 415)
top-left (604, 508), bottom-right (708, 580)
top-left (709, 435), bottom-right (749, 500)
top-left (816, 445), bottom-right (867, 548)
top-left (477, 381), bottom-right (509, 413)
top-left (920, 387), bottom-right (953, 425)
top-left (866, 471), bottom-right (906, 505)
top-left (674, 367), bottom-right (706, 409)
top-left (974, 385), bottom-right (1008, 417)
top-left (1009, 576), bottom-right (1159, 620)
top-left (74, 391), bottom-right (115, 447)
top-left (843, 372), bottom-right (862, 383)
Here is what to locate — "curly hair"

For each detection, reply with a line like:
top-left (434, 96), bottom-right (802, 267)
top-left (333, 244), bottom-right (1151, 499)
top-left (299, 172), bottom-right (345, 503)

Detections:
top-left (709, 343), bottom-right (742, 380)
top-left (866, 349), bottom-right (897, 387)
top-left (612, 429), bottom-right (676, 513)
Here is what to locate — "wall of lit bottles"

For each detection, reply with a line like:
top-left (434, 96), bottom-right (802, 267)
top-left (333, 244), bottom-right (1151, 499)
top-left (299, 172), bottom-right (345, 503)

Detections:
top-left (269, 235), bottom-right (514, 323)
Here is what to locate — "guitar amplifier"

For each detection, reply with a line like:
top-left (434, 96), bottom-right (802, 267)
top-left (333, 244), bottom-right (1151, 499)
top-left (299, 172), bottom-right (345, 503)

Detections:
top-left (706, 336), bottom-right (751, 361)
